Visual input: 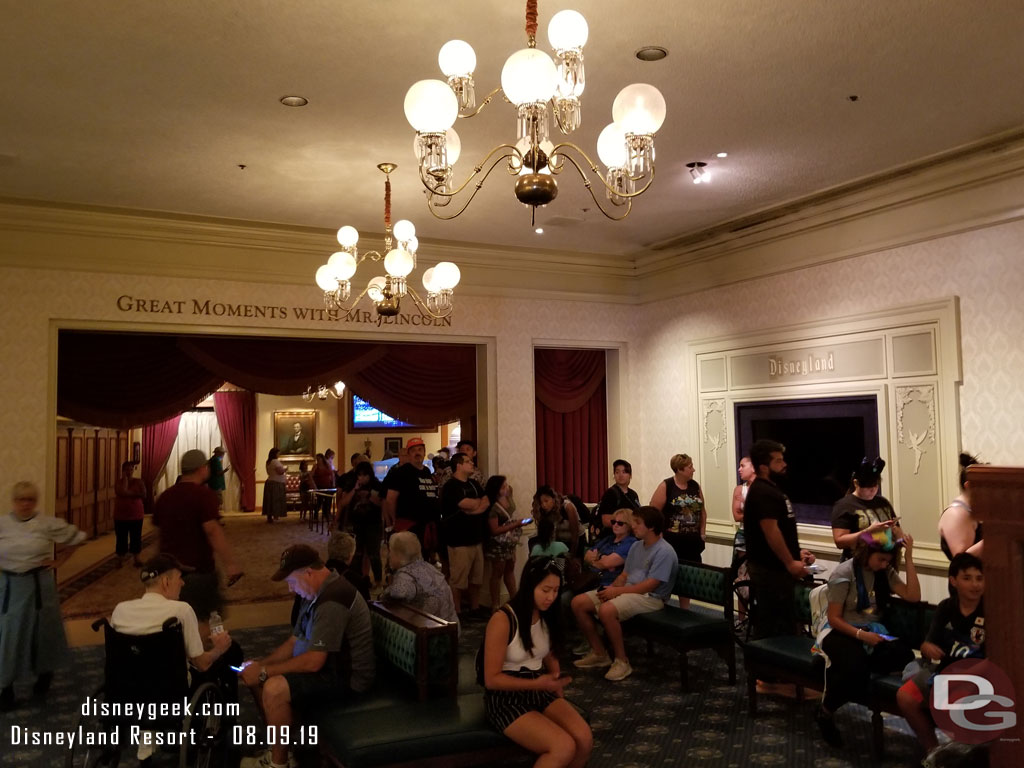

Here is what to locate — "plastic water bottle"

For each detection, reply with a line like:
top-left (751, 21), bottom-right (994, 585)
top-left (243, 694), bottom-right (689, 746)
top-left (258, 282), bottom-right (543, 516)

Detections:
top-left (209, 610), bottom-right (224, 635)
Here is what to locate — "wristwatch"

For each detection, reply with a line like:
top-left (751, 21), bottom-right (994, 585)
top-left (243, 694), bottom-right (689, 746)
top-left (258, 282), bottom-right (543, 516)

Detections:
top-left (258, 667), bottom-right (268, 684)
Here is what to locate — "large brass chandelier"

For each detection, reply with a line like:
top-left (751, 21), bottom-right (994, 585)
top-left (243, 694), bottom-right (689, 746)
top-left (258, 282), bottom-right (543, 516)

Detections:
top-left (314, 163), bottom-right (461, 318)
top-left (403, 1), bottom-right (666, 223)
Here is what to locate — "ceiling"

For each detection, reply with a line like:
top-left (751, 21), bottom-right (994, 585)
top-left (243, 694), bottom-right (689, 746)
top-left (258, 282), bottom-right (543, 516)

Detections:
top-left (1, 1), bottom-right (1022, 259)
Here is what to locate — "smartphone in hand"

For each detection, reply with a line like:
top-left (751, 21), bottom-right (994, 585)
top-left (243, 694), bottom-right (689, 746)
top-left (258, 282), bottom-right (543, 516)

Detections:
top-left (520, 517), bottom-right (534, 525)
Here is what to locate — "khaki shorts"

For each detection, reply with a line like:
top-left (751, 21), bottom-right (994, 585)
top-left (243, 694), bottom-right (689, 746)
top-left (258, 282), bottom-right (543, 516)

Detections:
top-left (448, 544), bottom-right (484, 589)
top-left (584, 589), bottom-right (664, 621)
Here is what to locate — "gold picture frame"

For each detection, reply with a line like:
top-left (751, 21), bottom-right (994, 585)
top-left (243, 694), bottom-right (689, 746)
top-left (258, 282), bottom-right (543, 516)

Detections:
top-left (273, 410), bottom-right (316, 462)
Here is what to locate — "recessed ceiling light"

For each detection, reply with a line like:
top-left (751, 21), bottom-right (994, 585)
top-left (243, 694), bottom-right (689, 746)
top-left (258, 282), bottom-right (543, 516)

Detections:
top-left (686, 161), bottom-right (709, 184)
top-left (535, 228), bottom-right (544, 234)
top-left (716, 152), bottom-right (728, 158)
top-left (635, 46), bottom-right (668, 62)
top-left (280, 96), bottom-right (309, 107)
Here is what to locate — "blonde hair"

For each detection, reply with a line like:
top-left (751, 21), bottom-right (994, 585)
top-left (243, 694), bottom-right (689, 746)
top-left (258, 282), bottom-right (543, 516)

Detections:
top-left (328, 532), bottom-right (357, 564)
top-left (388, 531), bottom-right (422, 568)
top-left (612, 508), bottom-right (635, 535)
top-left (670, 454), bottom-right (693, 473)
top-left (12, 481), bottom-right (38, 501)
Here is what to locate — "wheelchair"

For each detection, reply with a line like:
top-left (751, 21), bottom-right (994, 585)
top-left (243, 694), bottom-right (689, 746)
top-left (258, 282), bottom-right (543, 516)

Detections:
top-left (66, 616), bottom-right (232, 768)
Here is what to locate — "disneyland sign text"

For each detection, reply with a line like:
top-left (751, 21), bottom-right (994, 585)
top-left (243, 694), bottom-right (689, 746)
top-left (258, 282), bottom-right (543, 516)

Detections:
top-left (114, 295), bottom-right (452, 327)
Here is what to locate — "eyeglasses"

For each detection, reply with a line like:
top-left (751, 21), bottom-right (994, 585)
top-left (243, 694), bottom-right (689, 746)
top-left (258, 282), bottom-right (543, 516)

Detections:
top-left (610, 520), bottom-right (627, 527)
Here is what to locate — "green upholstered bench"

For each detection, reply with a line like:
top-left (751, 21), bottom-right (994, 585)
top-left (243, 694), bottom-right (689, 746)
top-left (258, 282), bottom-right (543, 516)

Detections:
top-left (627, 561), bottom-right (736, 690)
top-left (740, 581), bottom-right (934, 758)
top-left (315, 601), bottom-right (525, 768)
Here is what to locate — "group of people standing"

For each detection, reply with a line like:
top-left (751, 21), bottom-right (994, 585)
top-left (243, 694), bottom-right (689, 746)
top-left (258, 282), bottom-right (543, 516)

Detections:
top-left (730, 440), bottom-right (986, 761)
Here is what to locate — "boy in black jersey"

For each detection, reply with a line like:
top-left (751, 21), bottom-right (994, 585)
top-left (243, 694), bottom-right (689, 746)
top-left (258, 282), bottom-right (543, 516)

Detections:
top-left (897, 553), bottom-right (985, 756)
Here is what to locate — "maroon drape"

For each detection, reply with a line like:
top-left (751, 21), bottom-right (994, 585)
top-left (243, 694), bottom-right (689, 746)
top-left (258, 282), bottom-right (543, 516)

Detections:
top-left (535, 349), bottom-right (608, 502)
top-left (58, 331), bottom-right (476, 431)
top-left (348, 345), bottom-right (477, 426)
top-left (214, 390), bottom-right (257, 511)
top-left (58, 332), bottom-right (222, 428)
top-left (141, 414), bottom-right (181, 511)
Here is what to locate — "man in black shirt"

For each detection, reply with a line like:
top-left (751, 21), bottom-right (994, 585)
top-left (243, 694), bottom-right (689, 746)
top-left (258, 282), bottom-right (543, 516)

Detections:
top-left (594, 459), bottom-right (641, 536)
top-left (382, 438), bottom-right (439, 553)
top-left (440, 452), bottom-right (489, 616)
top-left (743, 439), bottom-right (815, 639)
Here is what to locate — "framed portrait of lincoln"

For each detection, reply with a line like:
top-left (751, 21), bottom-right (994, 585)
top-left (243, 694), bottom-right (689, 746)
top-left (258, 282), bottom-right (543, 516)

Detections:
top-left (274, 411), bottom-right (316, 461)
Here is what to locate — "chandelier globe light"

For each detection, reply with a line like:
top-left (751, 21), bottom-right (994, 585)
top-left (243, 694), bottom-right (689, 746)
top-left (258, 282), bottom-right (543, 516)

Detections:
top-left (404, 0), bottom-right (665, 223)
top-left (314, 163), bottom-right (458, 319)
top-left (302, 381), bottom-right (345, 402)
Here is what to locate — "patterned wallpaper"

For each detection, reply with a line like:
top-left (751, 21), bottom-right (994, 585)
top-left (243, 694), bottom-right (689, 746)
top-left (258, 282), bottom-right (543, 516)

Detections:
top-left (634, 218), bottom-right (1024, 499)
top-left (1, 216), bottom-right (1021, 542)
top-left (0, 267), bottom-right (640, 504)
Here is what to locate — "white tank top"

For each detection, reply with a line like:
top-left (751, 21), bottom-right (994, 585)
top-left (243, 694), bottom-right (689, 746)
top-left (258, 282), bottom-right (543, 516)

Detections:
top-left (502, 615), bottom-right (550, 672)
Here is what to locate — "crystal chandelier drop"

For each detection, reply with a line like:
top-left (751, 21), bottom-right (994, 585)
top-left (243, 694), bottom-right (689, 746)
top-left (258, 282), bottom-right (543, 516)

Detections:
top-left (314, 163), bottom-right (461, 318)
top-left (403, 1), bottom-right (666, 224)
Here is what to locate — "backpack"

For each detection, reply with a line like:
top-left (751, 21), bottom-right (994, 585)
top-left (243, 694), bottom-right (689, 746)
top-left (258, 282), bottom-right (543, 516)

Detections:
top-left (475, 605), bottom-right (518, 686)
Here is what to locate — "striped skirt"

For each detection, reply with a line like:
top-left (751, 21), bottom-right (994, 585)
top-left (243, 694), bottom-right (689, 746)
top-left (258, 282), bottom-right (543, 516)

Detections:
top-left (484, 669), bottom-right (558, 732)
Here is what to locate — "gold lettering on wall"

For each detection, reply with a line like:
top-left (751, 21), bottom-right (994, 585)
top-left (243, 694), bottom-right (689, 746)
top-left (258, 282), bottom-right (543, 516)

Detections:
top-left (768, 351), bottom-right (835, 378)
top-left (114, 295), bottom-right (453, 327)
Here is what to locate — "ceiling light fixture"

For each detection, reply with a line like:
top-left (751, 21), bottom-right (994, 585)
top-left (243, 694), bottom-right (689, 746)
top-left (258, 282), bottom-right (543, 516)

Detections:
top-left (686, 161), bottom-right (709, 184)
top-left (635, 46), bottom-right (668, 62)
top-left (314, 163), bottom-right (460, 319)
top-left (403, 1), bottom-right (666, 224)
top-left (535, 228), bottom-right (544, 234)
top-left (280, 96), bottom-right (309, 107)
top-left (302, 381), bottom-right (346, 402)
top-left (716, 152), bottom-right (728, 158)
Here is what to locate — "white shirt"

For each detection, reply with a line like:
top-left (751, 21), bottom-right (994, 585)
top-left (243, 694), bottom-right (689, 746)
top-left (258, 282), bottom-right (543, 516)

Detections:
top-left (110, 592), bottom-right (205, 660)
top-left (502, 617), bottom-right (551, 672)
top-left (0, 511), bottom-right (87, 572)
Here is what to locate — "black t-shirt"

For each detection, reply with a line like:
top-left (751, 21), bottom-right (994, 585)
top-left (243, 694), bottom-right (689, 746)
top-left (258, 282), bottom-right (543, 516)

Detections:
top-left (830, 493), bottom-right (896, 560)
top-left (440, 477), bottom-right (488, 547)
top-left (388, 463), bottom-right (439, 527)
top-left (743, 477), bottom-right (799, 572)
top-left (926, 597), bottom-right (985, 672)
top-left (597, 485), bottom-right (640, 519)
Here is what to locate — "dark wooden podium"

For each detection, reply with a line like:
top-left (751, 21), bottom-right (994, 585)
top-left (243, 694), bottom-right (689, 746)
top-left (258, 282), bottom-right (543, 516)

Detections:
top-left (968, 466), bottom-right (1024, 766)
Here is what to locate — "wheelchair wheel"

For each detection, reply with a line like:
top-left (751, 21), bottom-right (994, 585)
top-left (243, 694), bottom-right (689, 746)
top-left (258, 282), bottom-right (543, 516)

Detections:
top-left (182, 681), bottom-right (224, 768)
top-left (66, 687), bottom-right (121, 768)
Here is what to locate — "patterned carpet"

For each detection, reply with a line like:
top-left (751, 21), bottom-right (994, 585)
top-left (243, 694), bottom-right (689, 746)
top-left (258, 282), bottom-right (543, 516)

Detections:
top-left (1, 613), bottom-right (930, 768)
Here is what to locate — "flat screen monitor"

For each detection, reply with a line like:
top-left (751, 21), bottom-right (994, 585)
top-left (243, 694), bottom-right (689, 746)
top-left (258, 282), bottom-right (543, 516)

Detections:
top-left (351, 394), bottom-right (412, 429)
top-left (735, 396), bottom-right (880, 525)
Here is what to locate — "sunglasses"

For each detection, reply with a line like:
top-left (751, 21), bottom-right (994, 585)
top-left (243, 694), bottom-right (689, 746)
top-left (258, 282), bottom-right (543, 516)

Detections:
top-left (610, 520), bottom-right (628, 526)
top-left (15, 496), bottom-right (37, 502)
top-left (527, 556), bottom-right (566, 575)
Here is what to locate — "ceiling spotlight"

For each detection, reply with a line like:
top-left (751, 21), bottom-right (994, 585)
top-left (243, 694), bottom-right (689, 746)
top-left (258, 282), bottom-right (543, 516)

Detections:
top-left (686, 161), bottom-right (709, 184)
top-left (535, 228), bottom-right (544, 234)
top-left (280, 95), bottom-right (309, 107)
top-left (635, 46), bottom-right (668, 62)
top-left (716, 152), bottom-right (728, 158)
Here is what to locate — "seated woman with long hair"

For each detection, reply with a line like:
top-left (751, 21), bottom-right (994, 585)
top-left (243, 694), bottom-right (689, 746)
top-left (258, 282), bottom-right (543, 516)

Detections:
top-left (482, 557), bottom-right (592, 768)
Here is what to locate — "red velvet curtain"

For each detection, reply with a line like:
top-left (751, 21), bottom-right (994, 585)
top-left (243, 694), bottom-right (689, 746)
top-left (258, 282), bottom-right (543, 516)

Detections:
top-left (58, 332), bottom-right (222, 428)
top-left (57, 331), bottom-right (476, 431)
top-left (214, 391), bottom-right (257, 512)
top-left (534, 349), bottom-right (608, 502)
top-left (141, 414), bottom-right (181, 511)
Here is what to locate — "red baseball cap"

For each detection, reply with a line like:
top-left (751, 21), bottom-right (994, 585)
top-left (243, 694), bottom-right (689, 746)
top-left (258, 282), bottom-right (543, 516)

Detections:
top-left (406, 437), bottom-right (425, 449)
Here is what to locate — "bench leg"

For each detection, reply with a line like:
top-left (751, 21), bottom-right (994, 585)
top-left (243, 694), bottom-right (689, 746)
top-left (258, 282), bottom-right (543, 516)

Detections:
top-left (871, 709), bottom-right (884, 759)
top-left (678, 651), bottom-right (689, 691)
top-left (714, 643), bottom-right (736, 686)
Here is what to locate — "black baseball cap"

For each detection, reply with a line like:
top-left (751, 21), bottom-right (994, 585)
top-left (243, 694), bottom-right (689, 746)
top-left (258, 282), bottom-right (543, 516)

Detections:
top-left (140, 553), bottom-right (194, 582)
top-left (271, 544), bottom-right (323, 581)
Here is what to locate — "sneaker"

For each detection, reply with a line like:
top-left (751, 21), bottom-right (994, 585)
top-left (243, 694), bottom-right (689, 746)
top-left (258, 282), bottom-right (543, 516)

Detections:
top-left (815, 707), bottom-right (844, 747)
top-left (239, 750), bottom-right (298, 768)
top-left (604, 659), bottom-right (633, 681)
top-left (574, 652), bottom-right (612, 669)
top-left (572, 640), bottom-right (591, 656)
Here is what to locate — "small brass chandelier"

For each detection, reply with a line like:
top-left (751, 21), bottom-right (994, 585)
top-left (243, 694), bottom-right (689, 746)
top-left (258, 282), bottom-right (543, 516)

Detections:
top-left (403, 0), bottom-right (666, 224)
top-left (314, 163), bottom-right (461, 318)
top-left (301, 381), bottom-right (345, 402)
